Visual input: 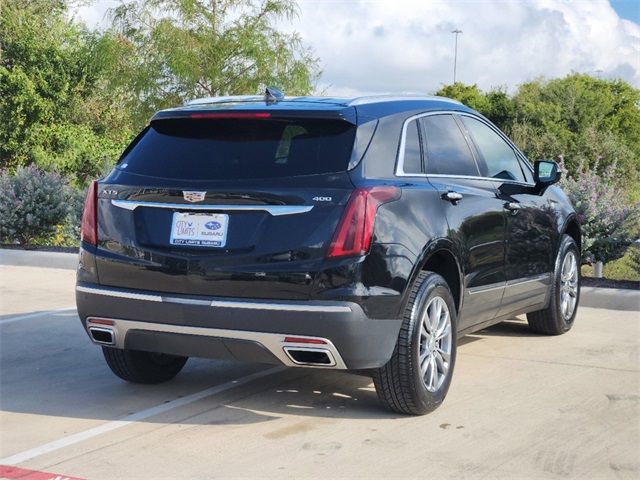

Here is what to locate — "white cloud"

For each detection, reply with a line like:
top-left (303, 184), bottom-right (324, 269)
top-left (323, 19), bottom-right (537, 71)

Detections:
top-left (76, 0), bottom-right (640, 95)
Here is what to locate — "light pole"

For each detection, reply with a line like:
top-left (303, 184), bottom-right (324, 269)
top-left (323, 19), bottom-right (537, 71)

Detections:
top-left (451, 29), bottom-right (462, 84)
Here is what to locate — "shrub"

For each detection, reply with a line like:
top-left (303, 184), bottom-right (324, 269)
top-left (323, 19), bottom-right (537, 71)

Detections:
top-left (52, 187), bottom-right (85, 247)
top-left (0, 165), bottom-right (70, 245)
top-left (631, 245), bottom-right (640, 277)
top-left (560, 161), bottom-right (639, 264)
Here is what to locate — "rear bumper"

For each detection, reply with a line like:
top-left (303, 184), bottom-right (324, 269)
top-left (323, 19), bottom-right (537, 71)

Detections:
top-left (76, 282), bottom-right (402, 370)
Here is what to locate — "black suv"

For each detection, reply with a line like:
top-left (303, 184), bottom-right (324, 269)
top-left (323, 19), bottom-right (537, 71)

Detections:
top-left (76, 94), bottom-right (581, 415)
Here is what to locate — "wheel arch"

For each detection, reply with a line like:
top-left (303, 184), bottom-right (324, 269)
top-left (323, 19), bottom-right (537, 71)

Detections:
top-left (562, 214), bottom-right (581, 257)
top-left (405, 238), bottom-right (464, 314)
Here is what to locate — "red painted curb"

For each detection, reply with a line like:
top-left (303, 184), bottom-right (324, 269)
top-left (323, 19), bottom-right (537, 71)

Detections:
top-left (0, 465), bottom-right (85, 480)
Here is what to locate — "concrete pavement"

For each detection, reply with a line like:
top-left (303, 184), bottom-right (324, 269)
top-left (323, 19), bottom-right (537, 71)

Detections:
top-left (0, 265), bottom-right (638, 479)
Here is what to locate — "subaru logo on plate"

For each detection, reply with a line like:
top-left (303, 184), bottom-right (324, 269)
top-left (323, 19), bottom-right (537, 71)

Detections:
top-left (183, 191), bottom-right (206, 203)
top-left (204, 221), bottom-right (222, 231)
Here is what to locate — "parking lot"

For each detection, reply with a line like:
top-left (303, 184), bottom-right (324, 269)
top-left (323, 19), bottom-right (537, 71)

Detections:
top-left (0, 263), bottom-right (638, 479)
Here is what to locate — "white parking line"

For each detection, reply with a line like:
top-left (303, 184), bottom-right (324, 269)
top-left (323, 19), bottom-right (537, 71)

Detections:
top-left (0, 366), bottom-right (285, 466)
top-left (0, 307), bottom-right (77, 325)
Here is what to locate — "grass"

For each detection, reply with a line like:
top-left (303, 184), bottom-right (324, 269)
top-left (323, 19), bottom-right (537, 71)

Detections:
top-left (581, 246), bottom-right (640, 281)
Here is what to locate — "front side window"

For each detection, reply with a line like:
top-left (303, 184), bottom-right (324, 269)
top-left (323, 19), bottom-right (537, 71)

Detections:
top-left (423, 115), bottom-right (479, 176)
top-left (401, 119), bottom-right (422, 174)
top-left (460, 116), bottom-right (526, 182)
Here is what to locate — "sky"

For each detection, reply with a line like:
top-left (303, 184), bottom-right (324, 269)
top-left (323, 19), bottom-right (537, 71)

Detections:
top-left (76, 0), bottom-right (640, 96)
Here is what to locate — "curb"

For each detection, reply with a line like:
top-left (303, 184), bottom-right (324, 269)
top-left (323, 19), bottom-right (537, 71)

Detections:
top-left (1, 250), bottom-right (638, 312)
top-left (0, 249), bottom-right (78, 270)
top-left (579, 286), bottom-right (639, 312)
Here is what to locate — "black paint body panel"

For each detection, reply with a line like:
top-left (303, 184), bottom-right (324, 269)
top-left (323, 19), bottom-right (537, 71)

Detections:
top-left (76, 96), bottom-right (579, 369)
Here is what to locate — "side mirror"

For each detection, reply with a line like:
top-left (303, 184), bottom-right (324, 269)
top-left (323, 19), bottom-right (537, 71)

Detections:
top-left (534, 160), bottom-right (561, 187)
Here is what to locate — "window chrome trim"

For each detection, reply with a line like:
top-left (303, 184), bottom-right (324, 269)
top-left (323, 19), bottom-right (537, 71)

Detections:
top-left (76, 285), bottom-right (352, 313)
top-left (425, 173), bottom-right (534, 188)
top-left (111, 199), bottom-right (313, 216)
top-left (396, 111), bottom-right (461, 177)
top-left (394, 110), bottom-right (535, 185)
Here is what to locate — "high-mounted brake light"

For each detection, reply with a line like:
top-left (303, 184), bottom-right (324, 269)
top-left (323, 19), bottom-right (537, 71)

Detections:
top-left (80, 180), bottom-right (98, 246)
top-left (189, 112), bottom-right (271, 119)
top-left (327, 186), bottom-right (400, 258)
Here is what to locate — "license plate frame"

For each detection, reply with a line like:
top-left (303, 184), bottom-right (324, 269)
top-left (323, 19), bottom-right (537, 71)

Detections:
top-left (169, 212), bottom-right (229, 248)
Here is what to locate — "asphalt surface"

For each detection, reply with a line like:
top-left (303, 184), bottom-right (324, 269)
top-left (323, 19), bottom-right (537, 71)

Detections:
top-left (0, 264), bottom-right (638, 479)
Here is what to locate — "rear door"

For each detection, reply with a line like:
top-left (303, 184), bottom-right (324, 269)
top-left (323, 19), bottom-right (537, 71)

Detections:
top-left (421, 114), bottom-right (506, 331)
top-left (457, 114), bottom-right (556, 316)
top-left (95, 114), bottom-right (358, 300)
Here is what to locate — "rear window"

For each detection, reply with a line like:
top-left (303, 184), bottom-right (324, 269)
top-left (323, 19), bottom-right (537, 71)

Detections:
top-left (118, 118), bottom-right (356, 180)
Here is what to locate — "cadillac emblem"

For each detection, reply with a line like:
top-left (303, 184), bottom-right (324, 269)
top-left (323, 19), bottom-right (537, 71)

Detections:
top-left (183, 191), bottom-right (206, 203)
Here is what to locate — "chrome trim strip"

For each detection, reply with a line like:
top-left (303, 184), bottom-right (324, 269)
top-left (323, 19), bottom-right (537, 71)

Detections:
top-left (111, 199), bottom-right (313, 216)
top-left (426, 173), bottom-right (534, 188)
top-left (85, 317), bottom-right (347, 369)
top-left (76, 285), bottom-right (162, 302)
top-left (467, 282), bottom-right (505, 295)
top-left (467, 273), bottom-right (551, 295)
top-left (506, 273), bottom-right (551, 287)
top-left (207, 300), bottom-right (350, 313)
top-left (76, 285), bottom-right (352, 313)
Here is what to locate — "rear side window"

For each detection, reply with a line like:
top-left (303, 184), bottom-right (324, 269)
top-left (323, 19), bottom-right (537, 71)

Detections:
top-left (401, 119), bottom-right (423, 174)
top-left (460, 116), bottom-right (526, 182)
top-left (422, 115), bottom-right (479, 176)
top-left (118, 118), bottom-right (356, 180)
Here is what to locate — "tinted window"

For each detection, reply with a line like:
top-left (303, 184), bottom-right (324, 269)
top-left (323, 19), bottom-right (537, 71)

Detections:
top-left (402, 120), bottom-right (422, 174)
top-left (461, 116), bottom-right (526, 182)
top-left (119, 118), bottom-right (356, 180)
top-left (423, 115), bottom-right (479, 176)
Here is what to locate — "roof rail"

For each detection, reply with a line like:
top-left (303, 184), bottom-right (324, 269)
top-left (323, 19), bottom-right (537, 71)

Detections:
top-left (348, 95), bottom-right (462, 106)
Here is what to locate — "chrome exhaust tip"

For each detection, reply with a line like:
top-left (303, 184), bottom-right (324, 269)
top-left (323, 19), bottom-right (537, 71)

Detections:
top-left (283, 347), bottom-right (336, 367)
top-left (88, 326), bottom-right (115, 346)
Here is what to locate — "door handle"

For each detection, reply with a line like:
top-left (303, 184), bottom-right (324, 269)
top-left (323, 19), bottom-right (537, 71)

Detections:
top-left (442, 191), bottom-right (463, 203)
top-left (504, 202), bottom-right (522, 212)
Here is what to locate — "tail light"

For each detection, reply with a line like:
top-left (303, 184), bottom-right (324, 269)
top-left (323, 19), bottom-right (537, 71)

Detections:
top-left (80, 180), bottom-right (98, 246)
top-left (327, 186), bottom-right (399, 258)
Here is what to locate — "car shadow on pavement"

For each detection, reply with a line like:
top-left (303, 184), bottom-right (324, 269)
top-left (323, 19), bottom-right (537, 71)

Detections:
top-left (472, 318), bottom-right (542, 339)
top-left (1, 312), bottom-right (541, 427)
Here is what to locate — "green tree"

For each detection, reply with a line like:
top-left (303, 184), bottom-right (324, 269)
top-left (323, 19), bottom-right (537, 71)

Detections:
top-left (0, 0), bottom-right (133, 184)
top-left (436, 83), bottom-right (491, 114)
top-left (108, 0), bottom-right (321, 128)
top-left (511, 75), bottom-right (639, 195)
top-left (436, 75), bottom-right (640, 199)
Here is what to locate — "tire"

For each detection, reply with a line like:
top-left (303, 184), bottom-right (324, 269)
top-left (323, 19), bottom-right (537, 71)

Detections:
top-left (527, 234), bottom-right (580, 335)
top-left (102, 347), bottom-right (188, 384)
top-left (373, 271), bottom-right (458, 415)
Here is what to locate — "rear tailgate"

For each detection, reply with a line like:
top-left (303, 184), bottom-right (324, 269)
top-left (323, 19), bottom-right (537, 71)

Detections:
top-left (94, 114), bottom-right (358, 300)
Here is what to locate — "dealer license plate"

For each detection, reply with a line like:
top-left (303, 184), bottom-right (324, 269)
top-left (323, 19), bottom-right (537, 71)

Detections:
top-left (169, 212), bottom-right (229, 247)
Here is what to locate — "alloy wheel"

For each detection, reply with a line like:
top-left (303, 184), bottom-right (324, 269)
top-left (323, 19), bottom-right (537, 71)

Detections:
top-left (419, 296), bottom-right (453, 392)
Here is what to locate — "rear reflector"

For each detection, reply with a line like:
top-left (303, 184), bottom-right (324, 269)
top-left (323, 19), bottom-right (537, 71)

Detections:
top-left (284, 336), bottom-right (327, 345)
top-left (80, 180), bottom-right (98, 246)
top-left (88, 318), bottom-right (114, 326)
top-left (327, 186), bottom-right (400, 258)
top-left (189, 112), bottom-right (271, 119)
